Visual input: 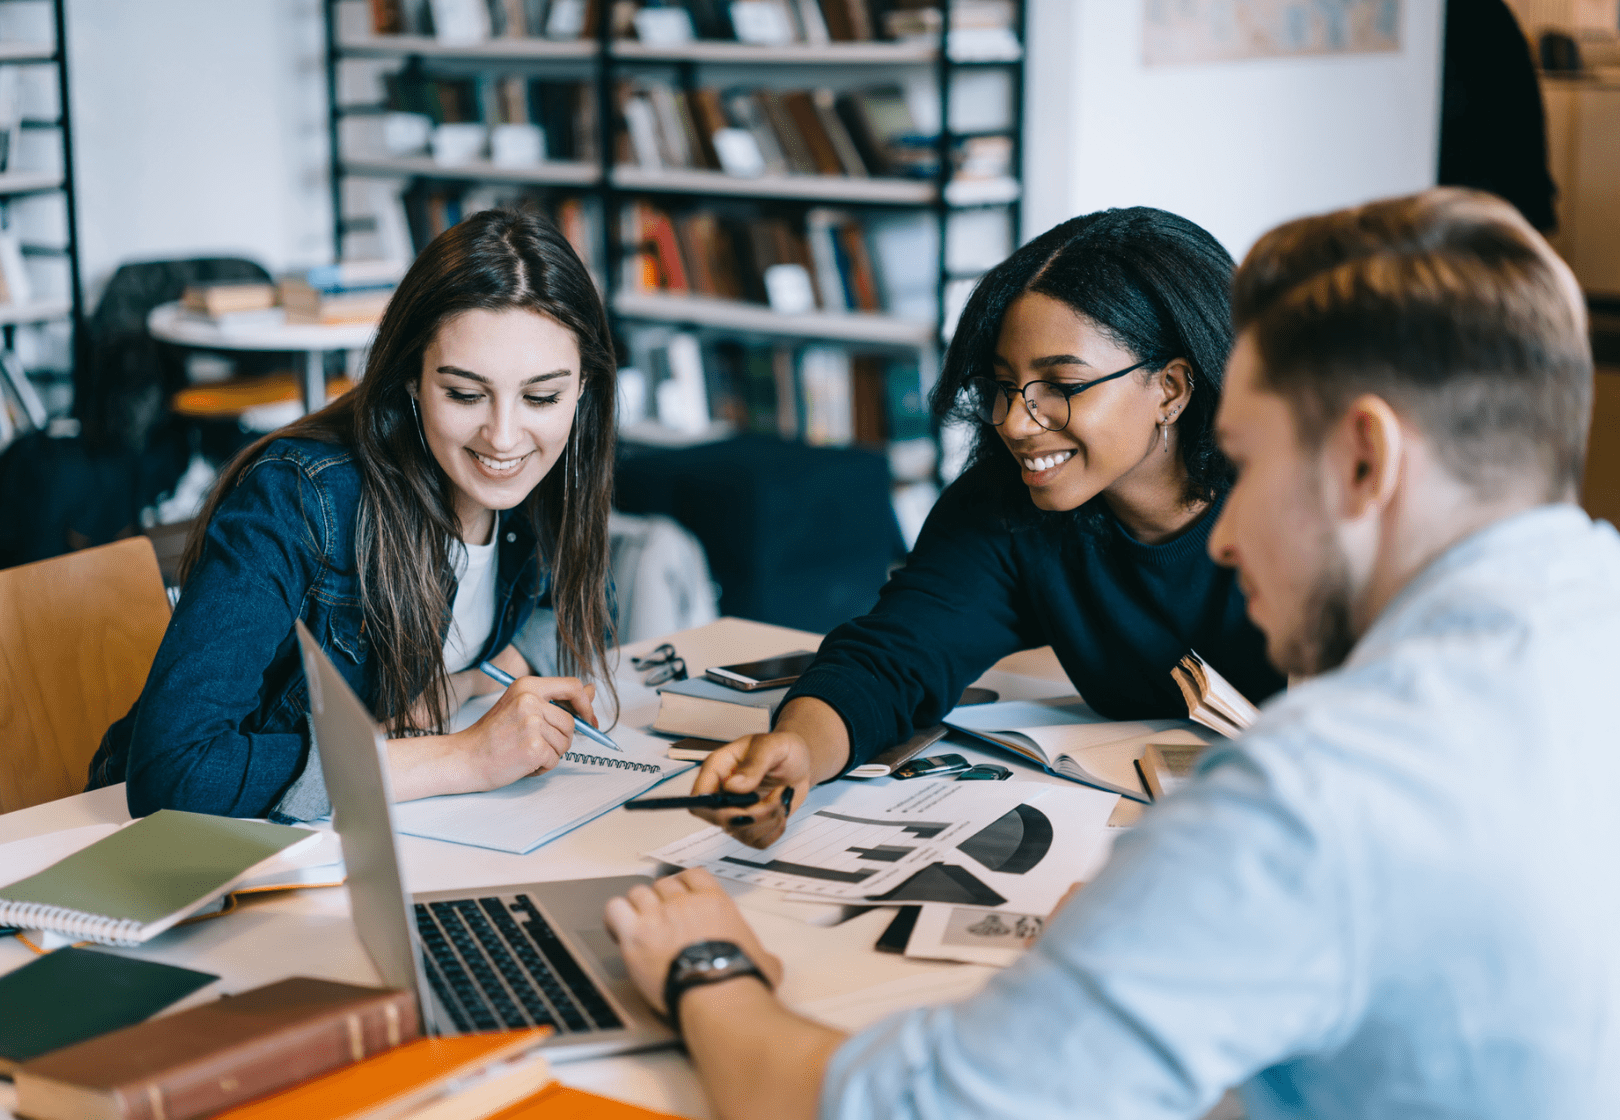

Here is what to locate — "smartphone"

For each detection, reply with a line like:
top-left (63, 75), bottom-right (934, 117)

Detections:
top-left (704, 650), bottom-right (818, 691)
top-left (956, 763), bottom-right (1013, 781)
top-left (892, 753), bottom-right (972, 780)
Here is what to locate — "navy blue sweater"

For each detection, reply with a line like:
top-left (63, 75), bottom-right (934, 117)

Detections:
top-left (785, 463), bottom-right (1286, 771)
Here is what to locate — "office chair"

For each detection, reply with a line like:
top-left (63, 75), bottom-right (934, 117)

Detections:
top-left (0, 536), bottom-right (170, 812)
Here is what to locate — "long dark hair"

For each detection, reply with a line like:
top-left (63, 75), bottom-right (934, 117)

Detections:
top-left (932, 206), bottom-right (1236, 525)
top-left (181, 208), bottom-right (617, 734)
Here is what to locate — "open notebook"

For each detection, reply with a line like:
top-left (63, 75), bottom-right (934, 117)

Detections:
top-left (943, 698), bottom-right (1215, 803)
top-left (391, 726), bottom-right (695, 854)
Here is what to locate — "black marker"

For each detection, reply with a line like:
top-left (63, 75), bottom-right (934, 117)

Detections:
top-left (623, 791), bottom-right (761, 811)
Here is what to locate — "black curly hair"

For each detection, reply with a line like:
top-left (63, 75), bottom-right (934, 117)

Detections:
top-left (932, 206), bottom-right (1237, 527)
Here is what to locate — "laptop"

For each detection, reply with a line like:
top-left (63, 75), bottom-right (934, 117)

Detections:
top-left (295, 620), bottom-right (676, 1059)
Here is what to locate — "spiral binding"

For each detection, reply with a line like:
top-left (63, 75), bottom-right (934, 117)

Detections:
top-left (0, 899), bottom-right (145, 946)
top-left (563, 751), bottom-right (660, 774)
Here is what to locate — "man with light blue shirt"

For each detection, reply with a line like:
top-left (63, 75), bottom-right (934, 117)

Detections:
top-left (602, 188), bottom-right (1620, 1118)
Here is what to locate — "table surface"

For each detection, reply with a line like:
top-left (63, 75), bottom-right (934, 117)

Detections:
top-left (0, 619), bottom-right (1083, 1119)
top-left (147, 301), bottom-right (379, 353)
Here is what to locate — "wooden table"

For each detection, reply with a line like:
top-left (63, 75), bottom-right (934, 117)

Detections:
top-left (0, 619), bottom-right (1081, 1118)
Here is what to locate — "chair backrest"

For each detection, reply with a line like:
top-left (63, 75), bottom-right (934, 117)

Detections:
top-left (0, 537), bottom-right (171, 812)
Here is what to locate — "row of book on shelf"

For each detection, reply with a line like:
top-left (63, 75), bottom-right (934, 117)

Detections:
top-left (373, 67), bottom-right (1011, 187)
top-left (370, 0), bottom-right (1018, 55)
top-left (620, 327), bottom-right (934, 461)
top-left (622, 196), bottom-right (935, 319)
top-left (615, 77), bottom-right (1008, 183)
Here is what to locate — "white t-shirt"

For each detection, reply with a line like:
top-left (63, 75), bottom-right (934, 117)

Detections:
top-left (443, 528), bottom-right (499, 674)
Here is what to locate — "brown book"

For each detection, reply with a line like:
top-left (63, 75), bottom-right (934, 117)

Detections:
top-left (836, 224), bottom-right (882, 311)
top-left (686, 87), bottom-right (730, 170)
top-left (14, 977), bottom-right (418, 1120)
top-left (851, 354), bottom-right (886, 444)
top-left (816, 0), bottom-right (854, 40)
top-left (811, 89), bottom-right (868, 176)
top-left (653, 208), bottom-right (692, 293)
top-left (756, 90), bottom-right (818, 175)
top-left (772, 346), bottom-right (798, 438)
top-left (368, 0), bottom-right (403, 34)
top-left (675, 214), bottom-right (720, 296)
top-left (781, 91), bottom-right (845, 176)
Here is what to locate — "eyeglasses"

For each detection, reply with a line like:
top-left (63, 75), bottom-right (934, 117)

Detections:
top-left (631, 643), bottom-right (686, 686)
top-left (965, 359), bottom-right (1152, 432)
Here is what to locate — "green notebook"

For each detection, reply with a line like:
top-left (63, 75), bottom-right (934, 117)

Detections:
top-left (0, 947), bottom-right (218, 1072)
top-left (0, 810), bottom-right (315, 946)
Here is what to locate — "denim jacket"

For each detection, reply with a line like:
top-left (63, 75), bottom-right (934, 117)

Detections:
top-left (90, 437), bottom-right (547, 822)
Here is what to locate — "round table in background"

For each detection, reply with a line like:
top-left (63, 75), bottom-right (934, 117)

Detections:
top-left (147, 302), bottom-right (379, 416)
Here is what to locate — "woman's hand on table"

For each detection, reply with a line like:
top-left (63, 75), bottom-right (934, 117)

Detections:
top-left (452, 673), bottom-right (597, 788)
top-left (603, 868), bottom-right (783, 1016)
top-left (690, 732), bottom-right (813, 849)
top-left (689, 696), bottom-right (852, 848)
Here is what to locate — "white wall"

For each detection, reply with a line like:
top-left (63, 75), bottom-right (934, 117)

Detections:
top-left (65, 0), bottom-right (332, 305)
top-left (58, 0), bottom-right (1445, 304)
top-left (1023, 0), bottom-right (1447, 258)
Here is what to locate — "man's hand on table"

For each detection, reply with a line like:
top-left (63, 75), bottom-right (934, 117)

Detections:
top-left (603, 868), bottom-right (783, 1015)
top-left (603, 869), bottom-right (842, 1120)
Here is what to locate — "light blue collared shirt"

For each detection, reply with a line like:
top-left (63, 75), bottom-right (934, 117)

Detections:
top-left (823, 505), bottom-right (1620, 1119)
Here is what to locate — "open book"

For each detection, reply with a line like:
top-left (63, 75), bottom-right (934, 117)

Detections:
top-left (1171, 651), bottom-right (1261, 738)
top-left (942, 698), bottom-right (1214, 803)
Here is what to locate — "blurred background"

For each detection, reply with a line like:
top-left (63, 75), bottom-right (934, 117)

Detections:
top-left (0, 0), bottom-right (1614, 637)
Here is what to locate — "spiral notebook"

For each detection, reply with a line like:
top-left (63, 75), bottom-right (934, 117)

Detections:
top-left (390, 730), bottom-right (695, 854)
top-left (0, 810), bottom-right (317, 946)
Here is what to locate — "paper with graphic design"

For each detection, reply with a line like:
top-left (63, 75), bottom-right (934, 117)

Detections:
top-left (648, 779), bottom-right (1118, 911)
top-left (904, 903), bottom-right (1050, 968)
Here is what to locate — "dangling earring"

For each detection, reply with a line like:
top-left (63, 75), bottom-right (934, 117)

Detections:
top-left (409, 394), bottom-right (430, 456)
top-left (1161, 420), bottom-right (1170, 454)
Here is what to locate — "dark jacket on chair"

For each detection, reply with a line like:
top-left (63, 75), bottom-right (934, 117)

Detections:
top-left (89, 437), bottom-right (547, 822)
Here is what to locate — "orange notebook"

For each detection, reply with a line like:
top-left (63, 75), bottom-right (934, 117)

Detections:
top-left (213, 1030), bottom-right (550, 1120)
top-left (490, 1083), bottom-right (690, 1120)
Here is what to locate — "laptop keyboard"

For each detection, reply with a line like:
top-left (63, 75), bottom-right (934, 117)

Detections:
top-left (413, 894), bottom-right (624, 1035)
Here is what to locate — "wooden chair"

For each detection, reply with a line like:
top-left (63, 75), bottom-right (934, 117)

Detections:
top-left (0, 537), bottom-right (171, 812)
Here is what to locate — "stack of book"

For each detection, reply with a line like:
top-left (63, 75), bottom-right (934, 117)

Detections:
top-left (279, 262), bottom-right (403, 327)
top-left (179, 282), bottom-right (283, 332)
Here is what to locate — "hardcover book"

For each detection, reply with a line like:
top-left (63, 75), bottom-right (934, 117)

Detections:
top-left (14, 977), bottom-right (419, 1120)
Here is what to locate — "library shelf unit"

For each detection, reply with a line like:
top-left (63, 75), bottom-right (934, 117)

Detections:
top-left (0, 0), bottom-right (83, 432)
top-left (323, 0), bottom-right (1025, 499)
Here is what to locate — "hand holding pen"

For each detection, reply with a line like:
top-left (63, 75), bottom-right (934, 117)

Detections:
top-left (479, 661), bottom-right (621, 752)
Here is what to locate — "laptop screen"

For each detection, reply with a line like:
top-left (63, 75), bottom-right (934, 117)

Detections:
top-left (294, 621), bottom-right (434, 1016)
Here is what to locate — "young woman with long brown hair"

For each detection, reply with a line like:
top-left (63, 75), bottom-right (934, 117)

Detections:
top-left (90, 208), bottom-right (617, 822)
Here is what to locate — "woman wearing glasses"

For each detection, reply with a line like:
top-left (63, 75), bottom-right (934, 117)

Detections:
top-left (694, 206), bottom-right (1286, 845)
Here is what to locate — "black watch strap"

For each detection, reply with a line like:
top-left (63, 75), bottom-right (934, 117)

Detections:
top-left (663, 939), bottom-right (768, 1035)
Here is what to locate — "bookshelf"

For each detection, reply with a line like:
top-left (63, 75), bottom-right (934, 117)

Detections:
top-left (0, 0), bottom-right (84, 435)
top-left (323, 0), bottom-right (1025, 529)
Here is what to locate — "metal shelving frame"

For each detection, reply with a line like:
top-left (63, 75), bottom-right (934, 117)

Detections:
top-left (321, 0), bottom-right (1024, 448)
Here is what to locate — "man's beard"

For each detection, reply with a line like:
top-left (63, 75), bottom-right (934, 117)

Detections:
top-left (1272, 526), bottom-right (1358, 679)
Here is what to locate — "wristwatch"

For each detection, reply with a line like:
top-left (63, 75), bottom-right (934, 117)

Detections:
top-left (663, 940), bottom-right (770, 1034)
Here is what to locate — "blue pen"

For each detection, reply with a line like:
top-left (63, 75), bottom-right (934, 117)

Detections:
top-left (478, 660), bottom-right (622, 752)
